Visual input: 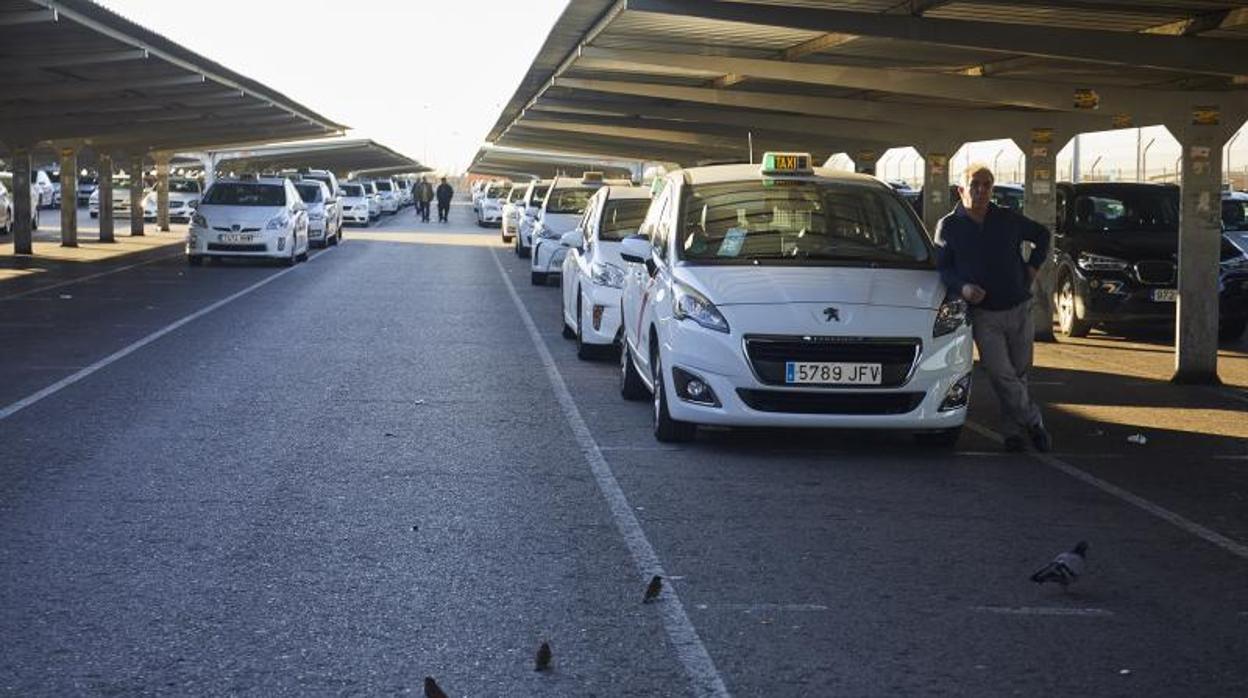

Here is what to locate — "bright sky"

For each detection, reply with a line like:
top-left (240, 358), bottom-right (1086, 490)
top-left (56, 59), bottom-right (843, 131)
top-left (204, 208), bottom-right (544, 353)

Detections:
top-left (94, 0), bottom-right (569, 174)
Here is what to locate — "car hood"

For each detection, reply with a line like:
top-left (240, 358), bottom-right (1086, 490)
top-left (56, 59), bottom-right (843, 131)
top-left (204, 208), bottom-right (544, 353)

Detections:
top-left (674, 265), bottom-right (944, 310)
top-left (197, 205), bottom-right (284, 227)
top-left (1071, 230), bottom-right (1177, 261)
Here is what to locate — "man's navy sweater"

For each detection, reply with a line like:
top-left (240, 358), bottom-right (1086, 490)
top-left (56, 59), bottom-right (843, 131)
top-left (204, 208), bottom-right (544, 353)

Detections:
top-left (934, 202), bottom-right (1050, 311)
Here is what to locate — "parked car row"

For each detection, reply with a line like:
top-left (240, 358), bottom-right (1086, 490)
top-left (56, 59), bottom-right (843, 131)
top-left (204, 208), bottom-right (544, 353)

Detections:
top-left (506, 156), bottom-right (974, 447)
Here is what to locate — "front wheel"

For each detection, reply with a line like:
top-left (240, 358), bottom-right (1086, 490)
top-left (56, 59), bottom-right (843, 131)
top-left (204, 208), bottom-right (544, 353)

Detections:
top-left (620, 342), bottom-right (647, 401)
top-left (575, 295), bottom-right (594, 360)
top-left (652, 354), bottom-right (696, 443)
top-left (1056, 273), bottom-right (1091, 338)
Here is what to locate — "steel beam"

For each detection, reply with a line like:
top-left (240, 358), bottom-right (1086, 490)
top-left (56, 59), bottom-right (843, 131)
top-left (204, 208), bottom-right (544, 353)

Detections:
top-left (0, 75), bottom-right (206, 102)
top-left (6, 49), bottom-right (148, 71)
top-left (0, 9), bottom-right (56, 26)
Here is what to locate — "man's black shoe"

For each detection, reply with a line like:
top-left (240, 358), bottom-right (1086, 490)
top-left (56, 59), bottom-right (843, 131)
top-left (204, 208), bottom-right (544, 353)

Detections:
top-left (1029, 424), bottom-right (1052, 453)
top-left (1004, 435), bottom-right (1026, 452)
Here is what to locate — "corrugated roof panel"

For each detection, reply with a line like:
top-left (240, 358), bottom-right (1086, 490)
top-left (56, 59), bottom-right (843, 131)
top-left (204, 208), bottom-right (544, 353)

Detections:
top-left (924, 2), bottom-right (1193, 32)
top-left (604, 11), bottom-right (822, 52)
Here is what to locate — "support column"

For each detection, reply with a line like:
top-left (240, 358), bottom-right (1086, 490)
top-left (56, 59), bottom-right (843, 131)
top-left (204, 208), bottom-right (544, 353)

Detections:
top-left (130, 155), bottom-right (145, 236)
top-left (1171, 106), bottom-right (1237, 384)
top-left (854, 148), bottom-right (879, 176)
top-left (12, 147), bottom-right (34, 255)
top-left (155, 153), bottom-right (171, 232)
top-left (59, 147), bottom-right (78, 248)
top-left (920, 142), bottom-right (959, 235)
top-left (1022, 127), bottom-right (1063, 342)
top-left (98, 153), bottom-right (115, 243)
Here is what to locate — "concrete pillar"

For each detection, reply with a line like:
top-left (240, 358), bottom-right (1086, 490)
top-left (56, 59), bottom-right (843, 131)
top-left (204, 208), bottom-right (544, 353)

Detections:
top-left (59, 147), bottom-right (78, 248)
top-left (920, 143), bottom-right (958, 235)
top-left (11, 147), bottom-right (34, 255)
top-left (1171, 107), bottom-right (1237, 384)
top-left (98, 153), bottom-right (115, 243)
top-left (155, 154), bottom-right (171, 232)
top-left (130, 155), bottom-right (144, 236)
top-left (854, 148), bottom-right (879, 176)
top-left (1022, 127), bottom-right (1063, 342)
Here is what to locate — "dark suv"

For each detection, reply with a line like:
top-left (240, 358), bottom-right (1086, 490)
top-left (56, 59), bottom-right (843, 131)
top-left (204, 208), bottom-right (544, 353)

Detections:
top-left (1048, 182), bottom-right (1248, 341)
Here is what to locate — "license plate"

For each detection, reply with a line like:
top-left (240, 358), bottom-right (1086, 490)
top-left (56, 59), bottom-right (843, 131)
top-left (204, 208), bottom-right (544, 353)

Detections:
top-left (220, 233), bottom-right (253, 243)
top-left (1152, 288), bottom-right (1178, 302)
top-left (785, 362), bottom-right (882, 385)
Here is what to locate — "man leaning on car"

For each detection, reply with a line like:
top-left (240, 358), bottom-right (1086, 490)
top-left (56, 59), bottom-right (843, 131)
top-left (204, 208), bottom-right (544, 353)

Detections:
top-left (935, 165), bottom-right (1053, 453)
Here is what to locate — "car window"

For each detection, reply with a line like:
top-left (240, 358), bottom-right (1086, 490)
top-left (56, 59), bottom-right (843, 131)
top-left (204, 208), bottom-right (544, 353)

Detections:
top-left (375, 181), bottom-right (393, 192)
top-left (530, 184), bottom-right (550, 207)
top-left (296, 184), bottom-right (324, 203)
top-left (599, 199), bottom-right (650, 242)
top-left (1071, 190), bottom-right (1178, 233)
top-left (1222, 198), bottom-right (1248, 232)
top-left (341, 184), bottom-right (364, 197)
top-left (202, 183), bottom-right (286, 206)
top-left (992, 186), bottom-right (1024, 212)
top-left (678, 180), bottom-right (932, 267)
top-left (547, 187), bottom-right (596, 214)
top-left (487, 186), bottom-right (508, 199)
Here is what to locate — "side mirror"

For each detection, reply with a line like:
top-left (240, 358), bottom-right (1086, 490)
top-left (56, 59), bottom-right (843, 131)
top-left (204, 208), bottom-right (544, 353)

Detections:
top-left (188, 201), bottom-right (199, 210)
top-left (619, 235), bottom-right (651, 264)
top-left (560, 230), bottom-right (583, 249)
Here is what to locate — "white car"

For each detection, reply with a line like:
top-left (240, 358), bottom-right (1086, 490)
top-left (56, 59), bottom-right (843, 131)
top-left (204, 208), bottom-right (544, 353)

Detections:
top-left (500, 182), bottom-right (529, 243)
top-left (372, 178), bottom-right (400, 215)
top-left (513, 179), bottom-right (552, 258)
top-left (142, 177), bottom-right (201, 223)
top-left (339, 182), bottom-right (372, 227)
top-left (362, 181), bottom-right (383, 220)
top-left (0, 173), bottom-right (41, 231)
top-left (89, 177), bottom-right (150, 219)
top-left (396, 179), bottom-right (414, 207)
top-left (187, 178), bottom-right (309, 266)
top-left (31, 170), bottom-right (54, 209)
top-left (530, 173), bottom-right (627, 285)
top-left (299, 170), bottom-right (344, 238)
top-left (475, 182), bottom-right (510, 227)
top-left (617, 153), bottom-right (973, 444)
top-left (295, 180), bottom-right (340, 248)
top-left (559, 185), bottom-right (653, 358)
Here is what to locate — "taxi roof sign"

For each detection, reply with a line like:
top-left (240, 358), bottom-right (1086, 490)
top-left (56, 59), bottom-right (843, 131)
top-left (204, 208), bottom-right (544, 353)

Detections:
top-left (761, 152), bottom-right (813, 176)
top-left (581, 171), bottom-right (605, 184)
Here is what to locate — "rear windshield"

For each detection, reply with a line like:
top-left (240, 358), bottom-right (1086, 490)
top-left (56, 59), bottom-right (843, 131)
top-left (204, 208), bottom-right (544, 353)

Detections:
top-left (296, 184), bottom-right (324, 203)
top-left (600, 198), bottom-right (651, 241)
top-left (1070, 189), bottom-right (1178, 233)
top-left (678, 180), bottom-right (932, 267)
top-left (340, 184), bottom-right (364, 197)
top-left (202, 183), bottom-right (286, 206)
top-left (170, 179), bottom-right (200, 194)
top-left (374, 181), bottom-right (394, 192)
top-left (546, 186), bottom-right (596, 214)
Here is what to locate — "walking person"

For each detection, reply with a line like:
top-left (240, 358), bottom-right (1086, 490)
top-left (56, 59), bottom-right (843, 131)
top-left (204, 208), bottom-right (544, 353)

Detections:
top-left (935, 164), bottom-right (1053, 453)
top-left (416, 177), bottom-right (434, 222)
top-left (435, 177), bottom-right (454, 223)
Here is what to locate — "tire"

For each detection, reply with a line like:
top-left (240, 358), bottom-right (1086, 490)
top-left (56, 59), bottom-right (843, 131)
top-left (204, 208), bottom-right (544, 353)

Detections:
top-left (514, 235), bottom-right (523, 257)
top-left (90, 212), bottom-right (98, 219)
top-left (297, 246), bottom-right (309, 262)
top-left (652, 353), bottom-right (695, 443)
top-left (620, 341), bottom-right (647, 401)
top-left (187, 255), bottom-right (203, 267)
top-left (914, 427), bottom-right (962, 449)
top-left (561, 293), bottom-right (577, 339)
top-left (1220, 318), bottom-right (1247, 342)
top-left (576, 295), bottom-right (594, 360)
top-left (31, 210), bottom-right (38, 230)
top-left (1056, 272), bottom-right (1091, 338)
top-left (280, 237), bottom-right (296, 267)
top-left (329, 230), bottom-right (340, 246)
top-left (531, 271), bottom-right (547, 286)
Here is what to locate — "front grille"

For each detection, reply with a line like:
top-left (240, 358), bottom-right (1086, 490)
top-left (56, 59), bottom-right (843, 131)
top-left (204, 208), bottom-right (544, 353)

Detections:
top-left (211, 226), bottom-right (261, 233)
top-left (743, 335), bottom-right (921, 387)
top-left (737, 389), bottom-right (925, 415)
top-left (207, 243), bottom-right (266, 252)
top-left (1134, 260), bottom-right (1175, 285)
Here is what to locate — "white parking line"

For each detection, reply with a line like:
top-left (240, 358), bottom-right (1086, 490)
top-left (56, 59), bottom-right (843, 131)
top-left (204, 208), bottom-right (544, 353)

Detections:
top-left (0, 247), bottom-right (335, 422)
top-left (0, 250), bottom-right (183, 302)
top-left (965, 421), bottom-right (1248, 561)
top-left (489, 249), bottom-right (730, 698)
top-left (969, 606), bottom-right (1114, 617)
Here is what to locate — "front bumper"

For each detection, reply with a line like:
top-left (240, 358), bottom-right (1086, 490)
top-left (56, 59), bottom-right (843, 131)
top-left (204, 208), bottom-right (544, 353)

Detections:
top-left (578, 284), bottom-right (624, 345)
top-left (656, 317), bottom-right (973, 429)
top-left (187, 227), bottom-right (292, 259)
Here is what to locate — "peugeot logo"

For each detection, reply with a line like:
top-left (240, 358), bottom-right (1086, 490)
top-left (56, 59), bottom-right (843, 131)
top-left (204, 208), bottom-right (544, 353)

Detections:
top-left (823, 307), bottom-right (840, 322)
top-left (231, 224), bottom-right (241, 232)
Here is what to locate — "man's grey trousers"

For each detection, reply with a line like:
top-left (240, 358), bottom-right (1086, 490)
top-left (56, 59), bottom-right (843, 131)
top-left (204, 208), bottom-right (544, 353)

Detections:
top-left (971, 301), bottom-right (1044, 436)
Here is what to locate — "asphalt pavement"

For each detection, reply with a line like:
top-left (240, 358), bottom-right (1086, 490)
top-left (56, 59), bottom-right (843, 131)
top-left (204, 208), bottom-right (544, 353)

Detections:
top-left (2, 203), bottom-right (1246, 696)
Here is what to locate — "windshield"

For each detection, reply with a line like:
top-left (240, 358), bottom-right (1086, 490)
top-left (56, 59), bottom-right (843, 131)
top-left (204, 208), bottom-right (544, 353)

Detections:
top-left (170, 179), bottom-right (200, 194)
top-left (678, 180), bottom-right (933, 267)
top-left (202, 183), bottom-right (286, 206)
top-left (528, 185), bottom-right (550, 206)
top-left (600, 198), bottom-right (651, 241)
top-left (487, 186), bottom-right (508, 199)
top-left (993, 186), bottom-right (1024, 213)
top-left (340, 184), bottom-right (364, 197)
top-left (296, 184), bottom-right (324, 203)
top-left (1222, 198), bottom-right (1248, 232)
top-left (546, 187), bottom-right (596, 214)
top-left (1071, 189), bottom-right (1178, 233)
top-left (374, 181), bottom-right (393, 192)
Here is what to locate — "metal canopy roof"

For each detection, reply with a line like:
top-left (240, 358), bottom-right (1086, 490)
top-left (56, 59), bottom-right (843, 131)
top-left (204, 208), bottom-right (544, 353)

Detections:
top-left (205, 139), bottom-right (425, 179)
top-left (0, 0), bottom-right (345, 155)
top-left (470, 145), bottom-right (638, 179)
top-left (477, 0), bottom-right (1248, 167)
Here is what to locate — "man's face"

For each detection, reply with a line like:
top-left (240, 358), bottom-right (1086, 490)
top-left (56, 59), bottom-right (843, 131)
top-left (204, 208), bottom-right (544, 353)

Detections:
top-left (962, 171), bottom-right (994, 211)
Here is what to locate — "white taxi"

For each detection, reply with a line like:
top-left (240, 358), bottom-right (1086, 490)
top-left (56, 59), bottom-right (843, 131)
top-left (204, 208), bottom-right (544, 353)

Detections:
top-left (530, 173), bottom-right (629, 285)
top-left (514, 179), bottom-right (552, 258)
top-left (618, 153), bottom-right (973, 444)
top-left (559, 185), bottom-right (653, 358)
top-left (476, 182), bottom-right (510, 227)
top-left (187, 178), bottom-right (309, 267)
top-left (500, 182), bottom-right (528, 243)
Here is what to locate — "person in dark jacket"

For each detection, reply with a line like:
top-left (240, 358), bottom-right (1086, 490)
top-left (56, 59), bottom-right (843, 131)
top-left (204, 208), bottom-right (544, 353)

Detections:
top-left (435, 178), bottom-right (454, 223)
top-left (935, 164), bottom-right (1052, 453)
top-left (416, 177), bottom-right (434, 222)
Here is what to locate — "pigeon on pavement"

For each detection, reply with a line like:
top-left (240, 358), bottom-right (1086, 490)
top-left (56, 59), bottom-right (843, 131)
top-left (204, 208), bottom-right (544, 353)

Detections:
top-left (643, 575), bottom-right (663, 603)
top-left (535, 641), bottom-right (552, 672)
top-left (424, 676), bottom-right (448, 698)
top-left (1030, 541), bottom-right (1089, 587)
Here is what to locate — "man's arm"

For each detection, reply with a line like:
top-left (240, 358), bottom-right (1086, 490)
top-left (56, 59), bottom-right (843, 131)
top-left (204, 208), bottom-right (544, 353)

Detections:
top-left (933, 218), bottom-right (965, 292)
top-left (1019, 214), bottom-right (1050, 270)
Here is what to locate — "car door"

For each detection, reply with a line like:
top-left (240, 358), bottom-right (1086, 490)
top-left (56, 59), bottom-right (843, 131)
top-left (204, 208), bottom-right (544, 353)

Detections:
top-left (622, 182), bottom-right (672, 375)
top-left (566, 195), bottom-right (599, 325)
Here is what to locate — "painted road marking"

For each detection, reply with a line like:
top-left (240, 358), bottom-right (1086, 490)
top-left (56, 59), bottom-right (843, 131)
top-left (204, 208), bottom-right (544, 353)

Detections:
top-left (0, 247), bottom-right (336, 422)
top-left (969, 606), bottom-right (1114, 617)
top-left (490, 248), bottom-right (730, 698)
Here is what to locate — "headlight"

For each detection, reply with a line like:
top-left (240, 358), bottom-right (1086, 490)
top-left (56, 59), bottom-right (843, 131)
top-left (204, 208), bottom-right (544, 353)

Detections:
top-left (1077, 252), bottom-right (1129, 272)
top-left (191, 213), bottom-right (207, 228)
top-left (933, 295), bottom-right (969, 338)
top-left (265, 214), bottom-right (289, 231)
top-left (673, 282), bottom-right (730, 333)
top-left (590, 261), bottom-right (625, 288)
